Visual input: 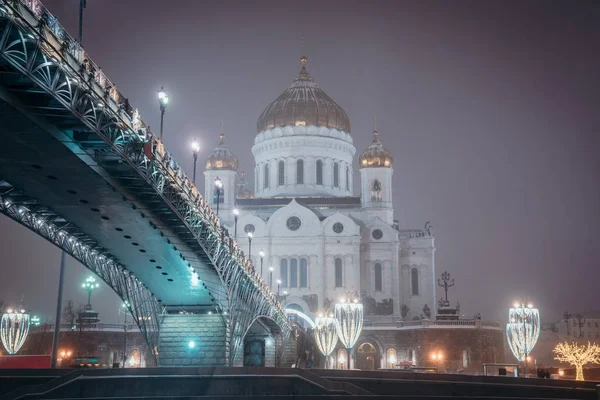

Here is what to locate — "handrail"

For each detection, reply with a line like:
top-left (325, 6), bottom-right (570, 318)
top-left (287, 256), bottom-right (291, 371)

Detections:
top-left (1, 0), bottom-right (288, 323)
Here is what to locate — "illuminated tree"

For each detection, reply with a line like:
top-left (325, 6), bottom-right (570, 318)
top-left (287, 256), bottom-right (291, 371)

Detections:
top-left (553, 342), bottom-right (600, 381)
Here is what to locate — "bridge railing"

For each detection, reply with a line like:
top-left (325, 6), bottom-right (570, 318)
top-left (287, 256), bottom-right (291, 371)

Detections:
top-left (3, 0), bottom-right (287, 320)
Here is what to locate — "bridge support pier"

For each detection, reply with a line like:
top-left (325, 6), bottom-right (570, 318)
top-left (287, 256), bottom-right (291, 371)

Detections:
top-left (158, 314), bottom-right (227, 367)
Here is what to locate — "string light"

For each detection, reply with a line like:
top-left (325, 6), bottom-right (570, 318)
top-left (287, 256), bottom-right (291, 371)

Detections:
top-left (1, 309), bottom-right (30, 354)
top-left (506, 305), bottom-right (540, 362)
top-left (314, 315), bottom-right (338, 360)
top-left (335, 297), bottom-right (363, 350)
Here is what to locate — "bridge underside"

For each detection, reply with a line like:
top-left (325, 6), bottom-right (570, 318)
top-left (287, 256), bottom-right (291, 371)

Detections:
top-left (0, 88), bottom-right (219, 308)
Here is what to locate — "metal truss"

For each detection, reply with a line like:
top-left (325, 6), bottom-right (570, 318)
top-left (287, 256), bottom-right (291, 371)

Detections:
top-left (0, 188), bottom-right (161, 364)
top-left (0, 0), bottom-right (291, 365)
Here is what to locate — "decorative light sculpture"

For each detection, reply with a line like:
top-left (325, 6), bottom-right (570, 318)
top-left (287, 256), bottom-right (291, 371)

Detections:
top-left (1, 308), bottom-right (30, 354)
top-left (553, 341), bottom-right (600, 381)
top-left (334, 297), bottom-right (364, 369)
top-left (314, 313), bottom-right (338, 368)
top-left (506, 302), bottom-right (540, 363)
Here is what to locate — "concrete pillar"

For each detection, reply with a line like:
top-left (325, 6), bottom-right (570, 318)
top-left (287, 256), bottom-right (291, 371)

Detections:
top-left (158, 314), bottom-right (227, 367)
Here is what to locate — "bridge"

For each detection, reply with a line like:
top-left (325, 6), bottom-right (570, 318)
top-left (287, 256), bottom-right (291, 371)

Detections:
top-left (0, 0), bottom-right (291, 366)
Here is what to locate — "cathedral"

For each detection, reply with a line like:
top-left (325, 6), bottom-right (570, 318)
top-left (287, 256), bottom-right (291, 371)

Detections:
top-left (203, 56), bottom-right (503, 371)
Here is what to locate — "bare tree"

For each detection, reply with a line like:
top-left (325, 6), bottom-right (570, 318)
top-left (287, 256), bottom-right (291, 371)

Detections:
top-left (553, 342), bottom-right (600, 381)
top-left (63, 300), bottom-right (77, 328)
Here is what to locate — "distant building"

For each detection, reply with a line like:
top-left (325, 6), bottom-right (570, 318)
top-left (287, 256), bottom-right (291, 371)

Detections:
top-left (555, 312), bottom-right (600, 340)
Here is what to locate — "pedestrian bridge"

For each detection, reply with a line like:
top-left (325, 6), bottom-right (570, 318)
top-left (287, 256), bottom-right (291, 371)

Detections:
top-left (0, 0), bottom-right (291, 366)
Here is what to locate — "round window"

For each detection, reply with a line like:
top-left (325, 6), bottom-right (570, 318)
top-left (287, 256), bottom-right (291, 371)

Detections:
top-left (286, 216), bottom-right (302, 231)
top-left (333, 222), bottom-right (344, 234)
top-left (244, 224), bottom-right (255, 233)
top-left (372, 229), bottom-right (383, 240)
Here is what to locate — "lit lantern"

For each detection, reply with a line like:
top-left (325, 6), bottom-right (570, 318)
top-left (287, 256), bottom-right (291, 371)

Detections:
top-left (314, 314), bottom-right (338, 368)
top-left (506, 303), bottom-right (540, 362)
top-left (334, 297), bottom-right (363, 368)
top-left (1, 309), bottom-right (30, 354)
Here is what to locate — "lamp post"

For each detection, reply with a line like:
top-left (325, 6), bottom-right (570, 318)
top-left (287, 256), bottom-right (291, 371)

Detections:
top-left (82, 276), bottom-right (100, 306)
top-left (158, 86), bottom-right (169, 141)
top-left (276, 279), bottom-right (281, 296)
top-left (506, 300), bottom-right (540, 377)
top-left (78, 0), bottom-right (87, 46)
top-left (233, 208), bottom-right (239, 238)
top-left (191, 139), bottom-right (200, 186)
top-left (282, 290), bottom-right (288, 306)
top-left (259, 250), bottom-right (265, 276)
top-left (51, 249), bottom-right (67, 368)
top-left (334, 296), bottom-right (364, 370)
top-left (247, 231), bottom-right (253, 259)
top-left (214, 177), bottom-right (223, 215)
top-left (120, 301), bottom-right (129, 368)
top-left (269, 266), bottom-right (273, 289)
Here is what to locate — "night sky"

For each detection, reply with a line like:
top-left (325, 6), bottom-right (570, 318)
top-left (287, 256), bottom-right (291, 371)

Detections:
top-left (1, 0), bottom-right (599, 325)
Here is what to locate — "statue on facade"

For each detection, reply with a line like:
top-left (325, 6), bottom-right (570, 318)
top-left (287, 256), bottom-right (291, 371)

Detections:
top-left (401, 304), bottom-right (409, 319)
top-left (423, 304), bottom-right (431, 319)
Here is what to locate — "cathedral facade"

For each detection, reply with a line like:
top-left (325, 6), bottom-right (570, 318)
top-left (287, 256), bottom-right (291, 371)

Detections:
top-left (203, 57), bottom-right (503, 371)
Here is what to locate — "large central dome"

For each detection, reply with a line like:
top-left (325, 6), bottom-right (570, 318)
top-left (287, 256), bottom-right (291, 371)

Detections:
top-left (256, 57), bottom-right (351, 133)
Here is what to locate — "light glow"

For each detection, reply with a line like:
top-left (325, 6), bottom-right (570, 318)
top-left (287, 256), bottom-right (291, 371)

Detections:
top-left (1, 310), bottom-right (30, 355)
top-left (191, 139), bottom-right (200, 153)
top-left (314, 315), bottom-right (338, 357)
top-left (554, 342), bottom-right (600, 381)
top-left (233, 208), bottom-right (239, 217)
top-left (506, 305), bottom-right (540, 362)
top-left (188, 341), bottom-right (196, 349)
top-left (334, 300), bottom-right (363, 350)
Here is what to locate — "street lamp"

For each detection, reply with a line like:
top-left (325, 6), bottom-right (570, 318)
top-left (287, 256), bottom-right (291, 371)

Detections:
top-left (247, 231), bottom-right (253, 259)
top-left (282, 290), bottom-right (288, 306)
top-left (158, 86), bottom-right (169, 141)
top-left (214, 177), bottom-right (223, 215)
top-left (276, 279), bottom-right (281, 296)
top-left (259, 250), bottom-right (265, 276)
top-left (233, 208), bottom-right (239, 238)
top-left (335, 296), bottom-right (364, 370)
top-left (506, 300), bottom-right (540, 376)
top-left (269, 266), bottom-right (273, 289)
top-left (191, 139), bottom-right (200, 185)
top-left (120, 301), bottom-right (130, 368)
top-left (82, 276), bottom-right (100, 306)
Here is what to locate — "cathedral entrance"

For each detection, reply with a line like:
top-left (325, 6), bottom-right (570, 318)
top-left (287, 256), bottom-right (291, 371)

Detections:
top-left (355, 342), bottom-right (379, 370)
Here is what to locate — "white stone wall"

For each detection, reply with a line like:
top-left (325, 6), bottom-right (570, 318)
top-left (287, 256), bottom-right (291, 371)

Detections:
top-left (399, 236), bottom-right (436, 320)
top-left (252, 126), bottom-right (355, 197)
top-left (360, 167), bottom-right (394, 225)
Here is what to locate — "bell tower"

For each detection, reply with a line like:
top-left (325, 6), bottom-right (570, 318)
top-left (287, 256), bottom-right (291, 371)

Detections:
top-left (359, 130), bottom-right (394, 225)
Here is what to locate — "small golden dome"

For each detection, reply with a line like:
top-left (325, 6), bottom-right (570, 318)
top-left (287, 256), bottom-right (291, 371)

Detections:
top-left (359, 130), bottom-right (393, 168)
top-left (205, 134), bottom-right (238, 171)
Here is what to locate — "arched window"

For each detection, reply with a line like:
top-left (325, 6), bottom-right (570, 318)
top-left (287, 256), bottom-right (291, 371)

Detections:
top-left (278, 160), bottom-right (285, 186)
top-left (462, 349), bottom-right (471, 368)
top-left (290, 259), bottom-right (298, 288)
top-left (386, 348), bottom-right (397, 369)
top-left (335, 258), bottom-right (343, 288)
top-left (280, 259), bottom-right (288, 288)
top-left (411, 268), bottom-right (419, 296)
top-left (213, 186), bottom-right (224, 204)
top-left (407, 349), bottom-right (416, 365)
top-left (264, 164), bottom-right (270, 189)
top-left (346, 166), bottom-right (349, 190)
top-left (316, 160), bottom-right (323, 185)
top-left (333, 162), bottom-right (339, 187)
top-left (299, 258), bottom-right (308, 288)
top-left (296, 159), bottom-right (304, 184)
top-left (371, 179), bottom-right (382, 201)
top-left (374, 263), bottom-right (382, 291)
top-left (129, 349), bottom-right (142, 368)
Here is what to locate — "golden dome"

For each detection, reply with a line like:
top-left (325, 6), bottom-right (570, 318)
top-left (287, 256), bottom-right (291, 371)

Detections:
top-left (205, 134), bottom-right (238, 171)
top-left (256, 57), bottom-right (351, 133)
top-left (359, 130), bottom-right (393, 168)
